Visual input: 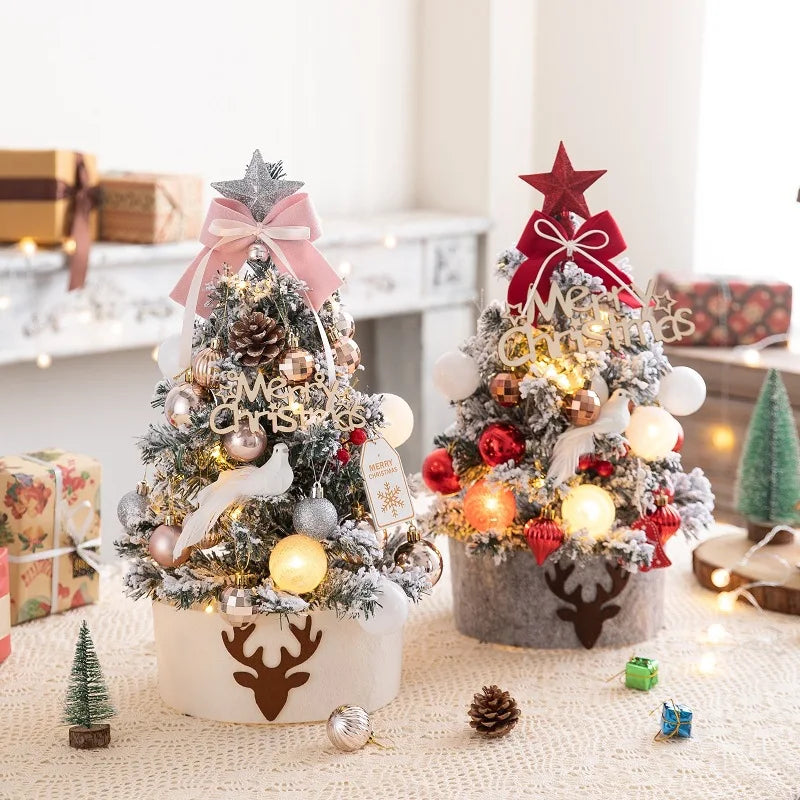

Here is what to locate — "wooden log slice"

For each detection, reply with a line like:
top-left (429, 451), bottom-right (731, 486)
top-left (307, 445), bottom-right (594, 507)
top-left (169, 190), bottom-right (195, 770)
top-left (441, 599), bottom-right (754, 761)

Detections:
top-left (693, 532), bottom-right (800, 615)
top-left (68, 724), bottom-right (111, 749)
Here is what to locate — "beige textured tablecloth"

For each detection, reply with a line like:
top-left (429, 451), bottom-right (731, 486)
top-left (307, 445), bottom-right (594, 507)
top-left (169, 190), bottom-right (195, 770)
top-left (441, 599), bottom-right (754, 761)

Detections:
top-left (2, 534), bottom-right (799, 800)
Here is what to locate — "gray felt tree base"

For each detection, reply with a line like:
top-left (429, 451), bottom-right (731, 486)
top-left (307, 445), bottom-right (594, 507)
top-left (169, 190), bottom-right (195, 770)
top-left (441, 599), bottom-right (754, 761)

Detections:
top-left (449, 539), bottom-right (665, 649)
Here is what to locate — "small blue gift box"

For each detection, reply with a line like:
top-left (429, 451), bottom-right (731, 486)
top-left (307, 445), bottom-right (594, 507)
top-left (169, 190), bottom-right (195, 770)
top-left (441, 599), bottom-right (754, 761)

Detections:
top-left (659, 701), bottom-right (692, 739)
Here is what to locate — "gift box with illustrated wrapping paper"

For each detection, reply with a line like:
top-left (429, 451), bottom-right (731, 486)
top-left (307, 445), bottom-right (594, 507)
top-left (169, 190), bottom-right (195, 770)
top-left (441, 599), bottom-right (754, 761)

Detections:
top-left (0, 150), bottom-right (99, 290)
top-left (0, 548), bottom-right (9, 662)
top-left (1, 450), bottom-right (101, 625)
top-left (99, 172), bottom-right (203, 244)
top-left (655, 273), bottom-right (792, 347)
top-left (625, 656), bottom-right (659, 691)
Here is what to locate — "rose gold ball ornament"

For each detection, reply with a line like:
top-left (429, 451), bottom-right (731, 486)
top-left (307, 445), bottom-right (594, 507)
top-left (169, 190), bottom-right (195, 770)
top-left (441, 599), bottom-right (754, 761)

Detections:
top-left (278, 347), bottom-right (315, 384)
top-left (393, 524), bottom-right (444, 586)
top-left (218, 586), bottom-right (255, 627)
top-left (489, 372), bottom-right (521, 407)
top-left (222, 426), bottom-right (268, 462)
top-left (164, 382), bottom-right (202, 428)
top-left (334, 337), bottom-right (361, 374)
top-left (191, 338), bottom-right (222, 389)
top-left (148, 517), bottom-right (190, 567)
top-left (565, 387), bottom-right (601, 427)
top-left (334, 308), bottom-right (356, 338)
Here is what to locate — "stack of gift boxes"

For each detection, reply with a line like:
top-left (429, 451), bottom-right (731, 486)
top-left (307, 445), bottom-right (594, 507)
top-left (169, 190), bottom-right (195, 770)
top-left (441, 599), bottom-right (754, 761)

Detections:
top-left (0, 149), bottom-right (203, 286)
top-left (0, 450), bottom-right (102, 660)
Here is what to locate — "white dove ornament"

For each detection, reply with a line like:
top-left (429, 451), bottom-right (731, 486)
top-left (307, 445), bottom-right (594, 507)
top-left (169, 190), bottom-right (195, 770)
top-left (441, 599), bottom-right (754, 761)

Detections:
top-left (172, 442), bottom-right (294, 558)
top-left (547, 388), bottom-right (631, 487)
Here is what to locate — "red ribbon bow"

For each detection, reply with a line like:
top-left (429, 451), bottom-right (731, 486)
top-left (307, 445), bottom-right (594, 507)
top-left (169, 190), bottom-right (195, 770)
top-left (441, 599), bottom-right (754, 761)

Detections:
top-left (507, 210), bottom-right (637, 318)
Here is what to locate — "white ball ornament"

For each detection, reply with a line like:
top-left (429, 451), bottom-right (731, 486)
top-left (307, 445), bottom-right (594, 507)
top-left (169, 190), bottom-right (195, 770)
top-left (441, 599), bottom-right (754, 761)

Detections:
top-left (156, 334), bottom-right (183, 380)
top-left (657, 367), bottom-right (707, 416)
top-left (432, 351), bottom-right (480, 402)
top-left (357, 578), bottom-right (409, 635)
top-left (379, 393), bottom-right (414, 448)
top-left (561, 484), bottom-right (617, 540)
top-left (625, 406), bottom-right (681, 461)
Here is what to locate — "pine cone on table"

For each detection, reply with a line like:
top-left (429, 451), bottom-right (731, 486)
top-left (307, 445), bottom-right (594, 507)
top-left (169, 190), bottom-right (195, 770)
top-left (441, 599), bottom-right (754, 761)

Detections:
top-left (468, 685), bottom-right (520, 738)
top-left (229, 312), bottom-right (286, 367)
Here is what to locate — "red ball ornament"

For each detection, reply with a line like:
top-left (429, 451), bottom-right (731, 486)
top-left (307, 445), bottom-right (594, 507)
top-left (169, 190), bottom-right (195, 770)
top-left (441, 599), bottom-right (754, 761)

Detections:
top-left (335, 447), bottom-right (351, 465)
top-left (478, 423), bottom-right (526, 467)
top-left (349, 428), bottom-right (368, 446)
top-left (672, 422), bottom-right (684, 452)
top-left (463, 480), bottom-right (516, 532)
top-left (524, 509), bottom-right (564, 566)
top-left (594, 460), bottom-right (614, 478)
top-left (646, 490), bottom-right (681, 543)
top-left (422, 448), bottom-right (461, 495)
top-left (577, 453), bottom-right (597, 472)
top-left (632, 517), bottom-right (672, 570)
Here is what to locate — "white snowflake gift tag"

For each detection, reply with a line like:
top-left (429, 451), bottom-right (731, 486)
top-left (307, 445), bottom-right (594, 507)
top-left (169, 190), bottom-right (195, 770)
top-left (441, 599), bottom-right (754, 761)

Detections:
top-left (359, 436), bottom-right (414, 528)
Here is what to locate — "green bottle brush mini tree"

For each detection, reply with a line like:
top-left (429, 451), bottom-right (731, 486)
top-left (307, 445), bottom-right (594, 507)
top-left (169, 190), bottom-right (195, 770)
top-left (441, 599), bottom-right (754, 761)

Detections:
top-left (63, 620), bottom-right (115, 749)
top-left (735, 368), bottom-right (800, 543)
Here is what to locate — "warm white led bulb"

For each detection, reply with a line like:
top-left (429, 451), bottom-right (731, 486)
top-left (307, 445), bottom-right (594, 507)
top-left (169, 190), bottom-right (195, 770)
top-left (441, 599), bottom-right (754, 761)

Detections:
top-left (717, 591), bottom-right (736, 612)
top-left (36, 353), bottom-right (52, 369)
top-left (710, 568), bottom-right (731, 588)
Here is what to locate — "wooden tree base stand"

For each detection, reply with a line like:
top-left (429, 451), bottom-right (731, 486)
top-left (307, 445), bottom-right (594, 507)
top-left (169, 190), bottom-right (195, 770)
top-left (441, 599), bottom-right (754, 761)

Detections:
top-left (68, 724), bottom-right (111, 749)
top-left (693, 532), bottom-right (800, 615)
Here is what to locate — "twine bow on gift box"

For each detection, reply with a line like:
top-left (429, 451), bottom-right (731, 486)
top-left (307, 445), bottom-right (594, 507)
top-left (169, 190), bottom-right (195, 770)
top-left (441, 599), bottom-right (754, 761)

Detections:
top-left (6, 456), bottom-right (103, 615)
top-left (169, 194), bottom-right (342, 382)
top-left (507, 210), bottom-right (640, 319)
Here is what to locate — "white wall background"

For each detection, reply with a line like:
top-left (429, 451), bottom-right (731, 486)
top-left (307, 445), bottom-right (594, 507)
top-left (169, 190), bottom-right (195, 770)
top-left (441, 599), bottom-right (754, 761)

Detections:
top-left (0, 0), bottom-right (418, 214)
top-left (1, 0), bottom-right (734, 558)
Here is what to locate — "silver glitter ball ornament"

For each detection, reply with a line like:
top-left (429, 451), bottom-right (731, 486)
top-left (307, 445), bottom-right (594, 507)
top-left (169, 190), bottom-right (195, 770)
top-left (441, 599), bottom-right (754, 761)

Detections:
top-left (334, 337), bottom-right (361, 374)
top-left (293, 483), bottom-right (338, 540)
top-left (333, 308), bottom-right (355, 339)
top-left (219, 586), bottom-right (255, 627)
top-left (164, 382), bottom-right (202, 428)
top-left (326, 705), bottom-right (373, 751)
top-left (117, 481), bottom-right (150, 529)
top-left (222, 426), bottom-right (268, 462)
top-left (248, 242), bottom-right (268, 262)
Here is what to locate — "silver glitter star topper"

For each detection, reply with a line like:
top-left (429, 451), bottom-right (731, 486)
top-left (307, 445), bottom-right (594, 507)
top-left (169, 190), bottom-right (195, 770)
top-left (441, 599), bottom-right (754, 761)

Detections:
top-left (211, 150), bottom-right (304, 222)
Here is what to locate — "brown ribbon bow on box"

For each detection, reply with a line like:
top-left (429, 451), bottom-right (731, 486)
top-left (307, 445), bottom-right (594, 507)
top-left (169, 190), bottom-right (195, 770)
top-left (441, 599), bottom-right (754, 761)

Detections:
top-left (0, 153), bottom-right (101, 290)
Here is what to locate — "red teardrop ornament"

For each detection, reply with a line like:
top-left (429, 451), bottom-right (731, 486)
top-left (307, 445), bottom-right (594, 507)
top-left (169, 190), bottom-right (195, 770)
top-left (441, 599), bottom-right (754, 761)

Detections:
top-left (632, 517), bottom-right (672, 571)
top-left (647, 491), bottom-right (681, 543)
top-left (524, 513), bottom-right (565, 566)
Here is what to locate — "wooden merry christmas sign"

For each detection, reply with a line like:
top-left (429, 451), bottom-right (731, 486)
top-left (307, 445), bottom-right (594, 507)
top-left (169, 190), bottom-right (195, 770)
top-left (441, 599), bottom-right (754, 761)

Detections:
top-left (498, 279), bottom-right (695, 366)
top-left (209, 370), bottom-right (367, 435)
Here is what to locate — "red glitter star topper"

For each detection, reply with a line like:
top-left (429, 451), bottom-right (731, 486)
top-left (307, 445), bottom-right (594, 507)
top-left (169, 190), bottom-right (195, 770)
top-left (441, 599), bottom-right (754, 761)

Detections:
top-left (520, 142), bottom-right (605, 222)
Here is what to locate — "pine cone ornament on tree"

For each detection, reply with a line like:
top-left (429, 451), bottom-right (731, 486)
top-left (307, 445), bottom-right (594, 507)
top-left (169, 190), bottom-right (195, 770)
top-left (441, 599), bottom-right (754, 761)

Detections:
top-left (230, 312), bottom-right (286, 367)
top-left (468, 685), bottom-right (520, 738)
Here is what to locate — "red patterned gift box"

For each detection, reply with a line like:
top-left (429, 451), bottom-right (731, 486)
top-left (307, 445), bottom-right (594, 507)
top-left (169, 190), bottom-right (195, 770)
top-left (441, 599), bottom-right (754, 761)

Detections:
top-left (0, 548), bottom-right (9, 662)
top-left (1, 449), bottom-right (101, 625)
top-left (656, 273), bottom-right (792, 347)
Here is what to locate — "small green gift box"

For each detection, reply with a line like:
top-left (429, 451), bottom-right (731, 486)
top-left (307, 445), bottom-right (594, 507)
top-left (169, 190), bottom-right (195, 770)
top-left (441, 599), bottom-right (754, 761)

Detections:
top-left (625, 656), bottom-right (659, 691)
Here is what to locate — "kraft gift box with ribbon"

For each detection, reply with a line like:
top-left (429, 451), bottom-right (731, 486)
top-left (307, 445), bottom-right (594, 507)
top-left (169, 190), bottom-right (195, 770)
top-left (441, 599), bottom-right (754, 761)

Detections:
top-left (99, 172), bottom-right (203, 244)
top-left (0, 548), bottom-right (10, 662)
top-left (0, 149), bottom-right (100, 290)
top-left (1, 450), bottom-right (101, 625)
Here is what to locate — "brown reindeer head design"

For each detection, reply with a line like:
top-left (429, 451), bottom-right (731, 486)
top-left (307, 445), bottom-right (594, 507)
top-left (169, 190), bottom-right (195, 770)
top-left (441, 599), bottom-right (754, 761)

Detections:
top-left (221, 616), bottom-right (322, 721)
top-left (544, 561), bottom-right (630, 649)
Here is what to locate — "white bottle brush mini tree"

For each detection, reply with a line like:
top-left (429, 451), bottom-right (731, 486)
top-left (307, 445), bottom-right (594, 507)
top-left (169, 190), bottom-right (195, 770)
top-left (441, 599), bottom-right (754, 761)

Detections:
top-left (116, 152), bottom-right (434, 625)
top-left (417, 143), bottom-right (714, 569)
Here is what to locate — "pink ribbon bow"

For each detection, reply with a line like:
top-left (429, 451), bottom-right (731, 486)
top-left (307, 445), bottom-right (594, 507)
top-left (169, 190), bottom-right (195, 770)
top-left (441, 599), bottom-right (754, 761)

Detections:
top-left (170, 193), bottom-right (343, 378)
top-left (170, 193), bottom-right (342, 316)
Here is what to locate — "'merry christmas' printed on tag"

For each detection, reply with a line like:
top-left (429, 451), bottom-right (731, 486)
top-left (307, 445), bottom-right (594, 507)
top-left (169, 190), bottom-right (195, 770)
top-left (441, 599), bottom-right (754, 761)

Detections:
top-left (359, 438), bottom-right (414, 529)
